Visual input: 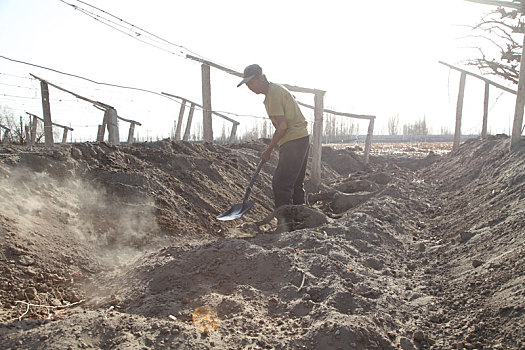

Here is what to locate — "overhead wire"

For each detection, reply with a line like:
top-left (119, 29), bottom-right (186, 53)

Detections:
top-left (0, 55), bottom-right (262, 120)
top-left (59, 0), bottom-right (241, 77)
top-left (66, 4), bottom-right (185, 57)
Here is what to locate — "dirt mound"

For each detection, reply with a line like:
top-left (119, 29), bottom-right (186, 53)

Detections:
top-left (0, 136), bottom-right (523, 349)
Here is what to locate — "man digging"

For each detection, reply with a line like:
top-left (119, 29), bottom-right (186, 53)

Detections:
top-left (237, 64), bottom-right (310, 232)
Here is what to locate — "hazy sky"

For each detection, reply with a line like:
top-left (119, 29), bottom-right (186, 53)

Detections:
top-left (0, 0), bottom-right (521, 141)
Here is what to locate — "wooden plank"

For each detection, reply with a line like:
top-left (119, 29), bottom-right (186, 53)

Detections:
top-left (31, 74), bottom-right (112, 109)
top-left (127, 123), bottom-right (136, 144)
top-left (296, 100), bottom-right (375, 120)
top-left (454, 72), bottom-right (467, 151)
top-left (363, 118), bottom-right (375, 164)
top-left (116, 116), bottom-right (142, 126)
top-left (26, 112), bottom-right (74, 131)
top-left (311, 91), bottom-right (325, 190)
top-left (511, 34), bottom-right (525, 150)
top-left (283, 84), bottom-right (324, 95)
top-left (482, 82), bottom-right (490, 139)
top-left (183, 103), bottom-right (196, 141)
top-left (439, 61), bottom-right (516, 95)
top-left (201, 64), bottom-right (213, 142)
top-left (40, 80), bottom-right (54, 147)
top-left (175, 99), bottom-right (186, 140)
top-left (186, 54), bottom-right (243, 77)
top-left (185, 55), bottom-right (324, 95)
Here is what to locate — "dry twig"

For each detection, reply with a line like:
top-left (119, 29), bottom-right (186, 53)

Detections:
top-left (13, 299), bottom-right (85, 321)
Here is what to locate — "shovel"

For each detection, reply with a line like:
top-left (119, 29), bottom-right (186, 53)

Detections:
top-left (217, 159), bottom-right (264, 221)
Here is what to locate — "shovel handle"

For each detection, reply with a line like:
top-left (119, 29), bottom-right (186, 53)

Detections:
top-left (242, 159), bottom-right (264, 203)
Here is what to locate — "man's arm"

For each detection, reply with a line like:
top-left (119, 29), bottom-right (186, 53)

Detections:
top-left (261, 115), bottom-right (287, 162)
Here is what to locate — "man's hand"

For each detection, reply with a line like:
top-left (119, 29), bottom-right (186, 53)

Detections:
top-left (262, 115), bottom-right (286, 163)
top-left (261, 148), bottom-right (272, 162)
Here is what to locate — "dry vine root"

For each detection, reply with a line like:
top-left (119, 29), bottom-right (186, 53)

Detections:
top-left (307, 176), bottom-right (388, 214)
top-left (255, 205), bottom-right (328, 233)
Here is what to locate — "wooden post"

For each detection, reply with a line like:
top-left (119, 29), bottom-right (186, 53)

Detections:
top-left (511, 33), bottom-right (525, 151)
top-left (97, 125), bottom-right (105, 142)
top-left (311, 90), bottom-right (325, 190)
top-left (454, 72), bottom-right (467, 151)
top-left (30, 115), bottom-right (38, 145)
top-left (175, 99), bottom-right (186, 140)
top-left (482, 82), bottom-right (489, 139)
top-left (229, 123), bottom-right (238, 143)
top-left (24, 125), bottom-right (30, 145)
top-left (202, 64), bottom-right (213, 142)
top-left (183, 103), bottom-right (196, 141)
top-left (364, 118), bottom-right (375, 164)
top-left (2, 130), bottom-right (10, 144)
top-left (106, 108), bottom-right (120, 145)
top-left (61, 129), bottom-right (68, 144)
top-left (40, 80), bottom-right (54, 147)
top-left (127, 122), bottom-right (136, 144)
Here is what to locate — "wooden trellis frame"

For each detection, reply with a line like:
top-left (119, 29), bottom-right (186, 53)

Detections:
top-left (93, 105), bottom-right (142, 144)
top-left (185, 54), bottom-right (375, 189)
top-left (439, 61), bottom-right (517, 150)
top-left (30, 74), bottom-right (140, 145)
top-left (465, 0), bottom-right (524, 150)
top-left (25, 112), bottom-right (73, 145)
top-left (0, 124), bottom-right (10, 144)
top-left (296, 101), bottom-right (376, 164)
top-left (161, 92), bottom-right (240, 143)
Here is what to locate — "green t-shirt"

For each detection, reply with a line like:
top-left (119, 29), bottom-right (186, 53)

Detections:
top-left (263, 83), bottom-right (308, 146)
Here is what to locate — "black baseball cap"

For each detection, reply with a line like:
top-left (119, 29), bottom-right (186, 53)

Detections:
top-left (237, 64), bottom-right (262, 87)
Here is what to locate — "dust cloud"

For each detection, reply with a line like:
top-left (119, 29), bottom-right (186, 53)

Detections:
top-left (0, 164), bottom-right (161, 265)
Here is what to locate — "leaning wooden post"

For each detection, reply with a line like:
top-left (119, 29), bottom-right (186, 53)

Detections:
top-left (511, 33), bottom-right (525, 150)
top-left (311, 90), bottom-right (325, 190)
top-left (364, 118), bottom-right (375, 164)
top-left (174, 99), bottom-right (186, 140)
top-left (40, 80), bottom-right (54, 147)
top-left (454, 72), bottom-right (467, 151)
top-left (61, 129), bottom-right (68, 144)
top-left (229, 123), bottom-right (238, 143)
top-left (127, 122), bottom-right (136, 144)
top-left (482, 81), bottom-right (489, 139)
top-left (183, 103), bottom-right (196, 141)
top-left (201, 64), bottom-right (213, 142)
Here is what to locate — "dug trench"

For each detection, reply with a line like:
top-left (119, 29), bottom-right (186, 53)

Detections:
top-left (0, 136), bottom-right (523, 349)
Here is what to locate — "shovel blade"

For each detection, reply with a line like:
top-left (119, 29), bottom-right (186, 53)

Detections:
top-left (216, 200), bottom-right (255, 221)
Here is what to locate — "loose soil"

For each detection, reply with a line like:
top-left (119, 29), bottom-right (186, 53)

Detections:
top-left (0, 135), bottom-right (523, 349)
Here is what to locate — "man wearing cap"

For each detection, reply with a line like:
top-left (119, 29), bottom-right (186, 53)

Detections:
top-left (238, 64), bottom-right (310, 212)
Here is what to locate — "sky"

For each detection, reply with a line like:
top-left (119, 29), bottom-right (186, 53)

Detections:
top-left (0, 0), bottom-right (522, 142)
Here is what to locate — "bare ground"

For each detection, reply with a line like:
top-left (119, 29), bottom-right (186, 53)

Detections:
top-left (0, 135), bottom-right (523, 349)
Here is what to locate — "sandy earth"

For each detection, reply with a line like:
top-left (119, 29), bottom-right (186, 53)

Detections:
top-left (0, 136), bottom-right (523, 349)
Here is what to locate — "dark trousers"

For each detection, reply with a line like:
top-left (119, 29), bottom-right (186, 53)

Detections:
top-left (272, 135), bottom-right (310, 208)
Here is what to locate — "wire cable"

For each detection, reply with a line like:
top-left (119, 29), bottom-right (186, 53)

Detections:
top-left (59, 0), bottom-right (240, 74)
top-left (0, 55), bottom-right (262, 120)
